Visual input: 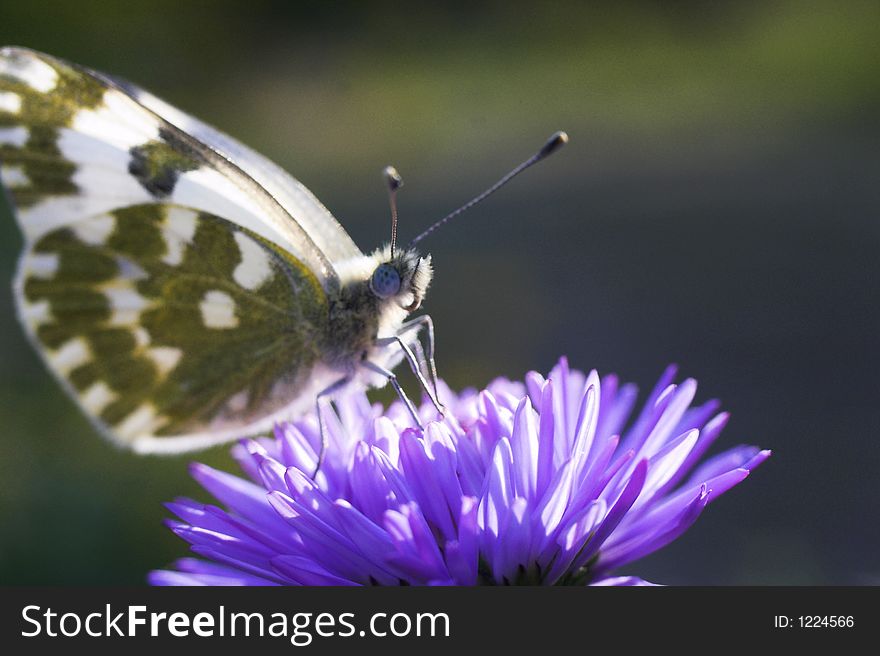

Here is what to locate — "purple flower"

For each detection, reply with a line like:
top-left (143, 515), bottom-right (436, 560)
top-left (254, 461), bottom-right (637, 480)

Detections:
top-left (150, 358), bottom-right (769, 586)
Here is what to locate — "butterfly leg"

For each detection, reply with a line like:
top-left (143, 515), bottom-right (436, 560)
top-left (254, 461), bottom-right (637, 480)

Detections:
top-left (407, 338), bottom-right (443, 413)
top-left (395, 314), bottom-right (444, 412)
top-left (313, 375), bottom-right (352, 478)
top-left (375, 334), bottom-right (444, 416)
top-left (361, 360), bottom-right (424, 430)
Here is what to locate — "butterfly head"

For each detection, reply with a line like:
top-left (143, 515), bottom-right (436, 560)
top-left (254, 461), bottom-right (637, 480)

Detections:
top-left (369, 246), bottom-right (432, 312)
top-left (366, 131), bottom-right (569, 315)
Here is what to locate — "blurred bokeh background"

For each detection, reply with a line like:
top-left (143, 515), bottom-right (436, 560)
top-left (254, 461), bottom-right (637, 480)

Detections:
top-left (0, 0), bottom-right (877, 585)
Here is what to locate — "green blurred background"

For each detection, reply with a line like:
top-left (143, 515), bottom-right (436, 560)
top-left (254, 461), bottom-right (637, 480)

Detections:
top-left (1, 0), bottom-right (877, 584)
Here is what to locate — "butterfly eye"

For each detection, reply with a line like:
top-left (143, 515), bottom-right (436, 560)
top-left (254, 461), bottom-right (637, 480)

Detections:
top-left (370, 264), bottom-right (401, 299)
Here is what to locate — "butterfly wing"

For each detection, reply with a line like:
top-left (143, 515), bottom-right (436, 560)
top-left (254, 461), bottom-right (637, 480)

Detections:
top-left (0, 47), bottom-right (342, 452)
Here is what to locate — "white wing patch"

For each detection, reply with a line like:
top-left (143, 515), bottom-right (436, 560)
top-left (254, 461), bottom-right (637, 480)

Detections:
top-left (19, 298), bottom-right (51, 328)
top-left (69, 212), bottom-right (115, 245)
top-left (199, 290), bottom-right (239, 329)
top-left (80, 381), bottom-right (118, 415)
top-left (0, 50), bottom-right (57, 92)
top-left (113, 254), bottom-right (148, 281)
top-left (133, 327), bottom-right (151, 348)
top-left (0, 164), bottom-right (28, 187)
top-left (146, 346), bottom-right (183, 376)
top-left (23, 252), bottom-right (59, 279)
top-left (0, 126), bottom-right (28, 147)
top-left (70, 92), bottom-right (159, 150)
top-left (48, 337), bottom-right (91, 376)
top-left (232, 230), bottom-right (273, 290)
top-left (115, 403), bottom-right (166, 441)
top-left (161, 206), bottom-right (199, 266)
top-left (0, 90), bottom-right (22, 113)
top-left (99, 278), bottom-right (153, 326)
top-left (170, 167), bottom-right (287, 247)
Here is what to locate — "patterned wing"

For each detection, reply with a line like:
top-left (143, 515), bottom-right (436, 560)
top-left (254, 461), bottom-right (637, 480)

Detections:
top-left (0, 47), bottom-right (343, 452)
top-left (15, 203), bottom-right (329, 453)
top-left (0, 46), bottom-right (343, 287)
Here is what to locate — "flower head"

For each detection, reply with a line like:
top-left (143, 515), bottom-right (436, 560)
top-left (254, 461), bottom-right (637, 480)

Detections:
top-left (151, 358), bottom-right (769, 586)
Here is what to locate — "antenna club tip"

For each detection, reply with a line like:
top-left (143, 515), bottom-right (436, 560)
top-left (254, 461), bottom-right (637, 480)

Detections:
top-left (539, 131), bottom-right (569, 157)
top-left (383, 165), bottom-right (403, 191)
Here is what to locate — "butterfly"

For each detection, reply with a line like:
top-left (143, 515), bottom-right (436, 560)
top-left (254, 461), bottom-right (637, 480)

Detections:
top-left (0, 46), bottom-right (567, 457)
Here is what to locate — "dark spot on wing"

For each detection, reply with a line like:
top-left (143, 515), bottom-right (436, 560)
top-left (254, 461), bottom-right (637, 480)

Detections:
top-left (128, 136), bottom-right (199, 198)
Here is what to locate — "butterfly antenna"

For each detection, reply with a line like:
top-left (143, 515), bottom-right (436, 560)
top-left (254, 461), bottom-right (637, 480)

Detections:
top-left (384, 165), bottom-right (403, 257)
top-left (408, 131), bottom-right (569, 246)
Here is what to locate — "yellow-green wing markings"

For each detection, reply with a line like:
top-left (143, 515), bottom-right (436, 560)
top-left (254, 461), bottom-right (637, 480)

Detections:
top-left (0, 51), bottom-right (106, 209)
top-left (16, 203), bottom-right (329, 447)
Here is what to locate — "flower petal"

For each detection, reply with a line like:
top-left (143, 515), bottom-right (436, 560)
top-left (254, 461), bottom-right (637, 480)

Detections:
top-left (535, 379), bottom-right (556, 500)
top-left (479, 437), bottom-right (515, 540)
top-left (272, 555), bottom-right (358, 586)
top-left (510, 397), bottom-right (540, 501)
top-left (596, 484), bottom-right (709, 572)
top-left (590, 576), bottom-right (659, 586)
top-left (573, 458), bottom-right (648, 568)
top-left (188, 463), bottom-right (280, 530)
top-left (445, 497), bottom-right (479, 584)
